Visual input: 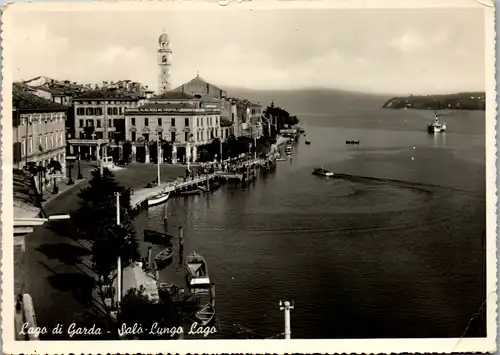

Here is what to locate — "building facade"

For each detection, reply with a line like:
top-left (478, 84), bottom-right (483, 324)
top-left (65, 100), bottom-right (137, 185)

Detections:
top-left (12, 86), bottom-right (67, 172)
top-left (124, 92), bottom-right (221, 163)
top-left (158, 32), bottom-right (172, 94)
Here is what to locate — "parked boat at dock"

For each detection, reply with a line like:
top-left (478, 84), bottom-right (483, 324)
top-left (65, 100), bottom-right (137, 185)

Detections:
top-left (147, 191), bottom-right (170, 207)
top-left (197, 186), bottom-right (210, 193)
top-left (185, 251), bottom-right (210, 288)
top-left (181, 189), bottom-right (201, 196)
top-left (313, 167), bottom-right (334, 177)
top-left (196, 303), bottom-right (216, 326)
top-left (144, 229), bottom-right (173, 246)
top-left (154, 247), bottom-right (173, 268)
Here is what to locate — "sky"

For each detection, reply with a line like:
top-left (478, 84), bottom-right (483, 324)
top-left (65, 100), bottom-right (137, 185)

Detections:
top-left (7, 6), bottom-right (487, 95)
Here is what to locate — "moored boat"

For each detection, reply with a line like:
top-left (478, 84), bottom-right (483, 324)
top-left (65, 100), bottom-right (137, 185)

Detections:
top-left (147, 191), bottom-right (170, 207)
top-left (154, 247), bottom-right (173, 267)
top-left (185, 251), bottom-right (211, 288)
top-left (345, 140), bottom-right (360, 145)
top-left (181, 189), bottom-right (201, 196)
top-left (276, 157), bottom-right (288, 162)
top-left (313, 167), bottom-right (334, 177)
top-left (197, 186), bottom-right (210, 192)
top-left (196, 303), bottom-right (216, 326)
top-left (305, 141), bottom-right (311, 145)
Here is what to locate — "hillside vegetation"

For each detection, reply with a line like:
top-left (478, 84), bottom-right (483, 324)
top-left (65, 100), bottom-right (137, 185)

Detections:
top-left (382, 92), bottom-right (486, 111)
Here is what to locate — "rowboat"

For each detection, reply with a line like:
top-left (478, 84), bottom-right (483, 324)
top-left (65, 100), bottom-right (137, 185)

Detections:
top-left (181, 189), bottom-right (200, 196)
top-left (148, 192), bottom-right (170, 207)
top-left (196, 303), bottom-right (216, 326)
top-left (197, 186), bottom-right (210, 192)
top-left (154, 247), bottom-right (173, 267)
top-left (144, 229), bottom-right (173, 246)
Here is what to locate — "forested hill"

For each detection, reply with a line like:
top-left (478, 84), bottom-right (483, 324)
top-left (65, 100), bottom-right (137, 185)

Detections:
top-left (382, 92), bottom-right (486, 110)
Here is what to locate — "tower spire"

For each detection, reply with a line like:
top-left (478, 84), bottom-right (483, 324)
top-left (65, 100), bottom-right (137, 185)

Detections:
top-left (158, 32), bottom-right (172, 94)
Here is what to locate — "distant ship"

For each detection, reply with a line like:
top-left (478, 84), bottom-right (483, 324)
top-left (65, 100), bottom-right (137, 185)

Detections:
top-left (427, 113), bottom-right (447, 133)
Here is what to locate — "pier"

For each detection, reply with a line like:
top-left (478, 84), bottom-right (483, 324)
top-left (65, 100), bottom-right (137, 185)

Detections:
top-left (130, 174), bottom-right (216, 209)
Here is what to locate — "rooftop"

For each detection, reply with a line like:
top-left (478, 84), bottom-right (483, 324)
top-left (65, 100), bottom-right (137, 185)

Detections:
top-left (72, 88), bottom-right (143, 101)
top-left (13, 168), bottom-right (41, 219)
top-left (13, 85), bottom-right (68, 112)
top-left (152, 91), bottom-right (194, 100)
top-left (174, 74), bottom-right (225, 94)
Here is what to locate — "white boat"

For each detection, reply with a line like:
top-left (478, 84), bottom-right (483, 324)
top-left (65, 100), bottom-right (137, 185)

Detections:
top-left (148, 191), bottom-right (170, 207)
top-left (312, 167), bottom-right (334, 177)
top-left (276, 157), bottom-right (288, 162)
top-left (185, 251), bottom-right (211, 288)
top-left (427, 114), bottom-right (447, 133)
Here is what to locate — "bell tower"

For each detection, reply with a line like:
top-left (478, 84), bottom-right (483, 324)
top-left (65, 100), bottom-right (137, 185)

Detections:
top-left (158, 32), bottom-right (172, 94)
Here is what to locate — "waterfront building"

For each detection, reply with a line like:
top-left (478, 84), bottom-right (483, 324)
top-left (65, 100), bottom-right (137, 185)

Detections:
top-left (12, 84), bottom-right (67, 173)
top-left (124, 91), bottom-right (221, 163)
top-left (222, 97), bottom-right (263, 139)
top-left (70, 88), bottom-right (146, 160)
top-left (158, 32), bottom-right (173, 95)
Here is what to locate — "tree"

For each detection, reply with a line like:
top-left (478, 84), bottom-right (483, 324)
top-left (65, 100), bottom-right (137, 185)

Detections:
top-left (118, 287), bottom-right (180, 340)
top-left (71, 168), bottom-right (139, 286)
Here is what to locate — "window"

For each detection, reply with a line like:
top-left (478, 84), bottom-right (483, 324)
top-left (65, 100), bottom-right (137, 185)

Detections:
top-left (144, 118), bottom-right (149, 126)
top-left (79, 119), bottom-right (84, 127)
top-left (85, 107), bottom-right (94, 116)
top-left (158, 118), bottom-right (162, 126)
top-left (45, 136), bottom-right (48, 149)
top-left (158, 132), bottom-right (162, 140)
top-left (119, 107), bottom-right (123, 115)
top-left (184, 118), bottom-right (189, 127)
top-left (131, 131), bottom-right (136, 141)
top-left (113, 107), bottom-right (118, 115)
top-left (109, 119), bottom-right (112, 127)
top-left (28, 137), bottom-right (32, 154)
top-left (86, 119), bottom-right (94, 127)
top-left (171, 132), bottom-right (176, 142)
top-left (171, 118), bottom-right (175, 126)
top-left (131, 117), bottom-right (136, 126)
top-left (50, 134), bottom-right (53, 148)
top-left (107, 107), bottom-right (112, 115)
top-left (60, 133), bottom-right (63, 146)
top-left (216, 117), bottom-right (218, 125)
top-left (21, 139), bottom-right (25, 157)
top-left (143, 133), bottom-right (149, 141)
top-left (96, 120), bottom-right (102, 128)
top-left (207, 117), bottom-right (209, 126)
top-left (197, 117), bottom-right (199, 126)
top-left (184, 132), bottom-right (189, 141)
top-left (197, 132), bottom-right (200, 141)
top-left (95, 107), bottom-right (103, 116)
top-left (77, 107), bottom-right (85, 115)
top-left (79, 132), bottom-right (84, 139)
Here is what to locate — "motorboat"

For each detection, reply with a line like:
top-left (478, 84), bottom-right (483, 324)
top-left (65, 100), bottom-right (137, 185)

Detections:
top-left (313, 167), bottom-right (334, 177)
top-left (427, 114), bottom-right (447, 133)
top-left (154, 247), bottom-right (173, 268)
top-left (185, 251), bottom-right (211, 289)
top-left (147, 191), bottom-right (170, 207)
top-left (196, 303), bottom-right (216, 326)
top-left (345, 140), bottom-right (360, 145)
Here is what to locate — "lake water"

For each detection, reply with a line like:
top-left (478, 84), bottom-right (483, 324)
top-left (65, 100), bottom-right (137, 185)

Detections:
top-left (133, 108), bottom-right (486, 339)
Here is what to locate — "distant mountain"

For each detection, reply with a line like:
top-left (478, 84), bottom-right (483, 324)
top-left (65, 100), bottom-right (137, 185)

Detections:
top-left (224, 87), bottom-right (390, 116)
top-left (383, 92), bottom-right (486, 111)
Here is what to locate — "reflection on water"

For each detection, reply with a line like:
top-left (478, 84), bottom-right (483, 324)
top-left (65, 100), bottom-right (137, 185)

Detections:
top-left (133, 109), bottom-right (486, 339)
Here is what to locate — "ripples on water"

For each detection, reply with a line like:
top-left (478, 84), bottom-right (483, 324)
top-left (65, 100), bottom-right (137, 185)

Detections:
top-left (133, 108), bottom-right (486, 339)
